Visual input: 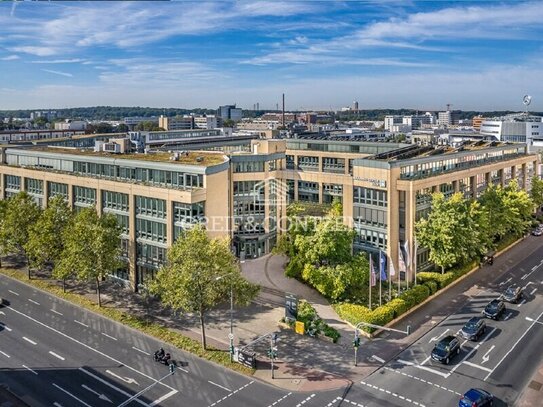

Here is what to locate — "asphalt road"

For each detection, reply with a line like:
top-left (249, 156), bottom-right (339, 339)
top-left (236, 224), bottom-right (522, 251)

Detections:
top-left (0, 235), bottom-right (542, 407)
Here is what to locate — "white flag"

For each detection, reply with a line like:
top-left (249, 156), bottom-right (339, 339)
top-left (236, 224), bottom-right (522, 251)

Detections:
top-left (398, 242), bottom-right (406, 273)
top-left (389, 255), bottom-right (396, 276)
top-left (404, 240), bottom-right (411, 268)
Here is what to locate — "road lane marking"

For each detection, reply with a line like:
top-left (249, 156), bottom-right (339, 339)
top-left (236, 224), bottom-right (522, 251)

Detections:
top-left (360, 381), bottom-right (426, 407)
top-left (28, 299), bottom-right (40, 305)
top-left (0, 323), bottom-right (12, 332)
top-left (295, 394), bottom-right (315, 407)
top-left (532, 265), bottom-right (538, 271)
top-left (74, 320), bottom-right (88, 327)
top-left (521, 265), bottom-right (541, 281)
top-left (52, 383), bottom-right (93, 407)
top-left (499, 277), bottom-right (512, 286)
top-left (325, 396), bottom-right (364, 407)
top-left (8, 290), bottom-right (19, 296)
top-left (6, 306), bottom-right (178, 405)
top-left (266, 392), bottom-right (292, 407)
top-left (522, 282), bottom-right (534, 291)
top-left (22, 365), bottom-right (38, 375)
top-left (429, 329), bottom-right (449, 343)
top-left (0, 350), bottom-right (10, 358)
top-left (482, 345), bottom-right (495, 364)
top-left (485, 308), bottom-right (543, 381)
top-left (208, 381), bottom-right (231, 392)
top-left (420, 356), bottom-right (430, 366)
top-left (81, 384), bottom-right (112, 403)
top-left (522, 273), bottom-right (529, 280)
top-left (149, 388), bottom-right (178, 407)
top-left (102, 332), bottom-right (117, 341)
top-left (23, 336), bottom-right (37, 345)
top-left (53, 403), bottom-right (63, 407)
top-left (450, 327), bottom-right (496, 375)
top-left (504, 311), bottom-right (513, 321)
top-left (106, 370), bottom-right (139, 385)
top-left (396, 358), bottom-right (449, 378)
top-left (383, 367), bottom-right (462, 395)
top-left (530, 287), bottom-right (537, 295)
top-left (49, 351), bottom-right (65, 361)
top-left (517, 299), bottom-right (526, 307)
top-left (132, 346), bottom-right (151, 356)
top-left (371, 355), bottom-right (385, 363)
top-left (208, 381), bottom-right (254, 407)
top-left (79, 368), bottom-right (149, 407)
top-left (462, 361), bottom-right (492, 373)
top-left (51, 309), bottom-right (63, 316)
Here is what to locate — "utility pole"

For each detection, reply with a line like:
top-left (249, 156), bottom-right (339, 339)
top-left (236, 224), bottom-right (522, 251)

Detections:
top-left (268, 333), bottom-right (278, 379)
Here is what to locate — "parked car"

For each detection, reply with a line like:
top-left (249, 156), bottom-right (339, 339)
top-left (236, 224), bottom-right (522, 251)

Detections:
top-left (532, 227), bottom-right (542, 236)
top-left (431, 335), bottom-right (461, 364)
top-left (460, 317), bottom-right (487, 341)
top-left (501, 285), bottom-right (523, 303)
top-left (483, 299), bottom-right (505, 320)
top-left (459, 388), bottom-right (494, 407)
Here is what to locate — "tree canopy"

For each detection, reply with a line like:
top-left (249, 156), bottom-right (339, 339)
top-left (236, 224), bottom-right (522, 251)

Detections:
top-left (150, 226), bottom-right (259, 349)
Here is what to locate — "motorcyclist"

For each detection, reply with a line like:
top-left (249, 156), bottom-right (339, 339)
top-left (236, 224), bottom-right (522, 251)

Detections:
top-left (154, 347), bottom-right (165, 361)
top-left (163, 352), bottom-right (171, 364)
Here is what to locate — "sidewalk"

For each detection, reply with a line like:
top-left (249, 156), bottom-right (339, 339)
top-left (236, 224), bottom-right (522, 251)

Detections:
top-left (515, 361), bottom-right (543, 407)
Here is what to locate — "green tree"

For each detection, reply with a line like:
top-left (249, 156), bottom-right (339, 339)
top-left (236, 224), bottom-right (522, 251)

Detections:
top-left (25, 196), bottom-right (72, 275)
top-left (117, 123), bottom-right (129, 133)
top-left (222, 119), bottom-right (235, 128)
top-left (149, 226), bottom-right (259, 349)
top-left (0, 200), bottom-right (7, 268)
top-left (135, 121), bottom-right (164, 131)
top-left (55, 208), bottom-right (121, 304)
top-left (416, 193), bottom-right (475, 273)
top-left (479, 185), bottom-right (509, 240)
top-left (0, 192), bottom-right (41, 277)
top-left (502, 180), bottom-right (533, 236)
top-left (530, 176), bottom-right (543, 211)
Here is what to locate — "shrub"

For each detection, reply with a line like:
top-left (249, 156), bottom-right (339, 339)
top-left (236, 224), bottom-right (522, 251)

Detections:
top-left (384, 298), bottom-right (408, 318)
top-left (363, 306), bottom-right (395, 332)
top-left (333, 303), bottom-right (372, 326)
top-left (285, 256), bottom-right (303, 279)
top-left (322, 325), bottom-right (341, 343)
top-left (400, 284), bottom-right (430, 308)
top-left (423, 280), bottom-right (438, 295)
top-left (416, 271), bottom-right (456, 289)
top-left (296, 299), bottom-right (317, 325)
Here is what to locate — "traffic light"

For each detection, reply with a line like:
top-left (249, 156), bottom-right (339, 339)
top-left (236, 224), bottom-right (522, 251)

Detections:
top-left (353, 337), bottom-right (361, 348)
top-left (169, 363), bottom-right (175, 374)
top-left (229, 345), bottom-right (235, 355)
top-left (267, 347), bottom-right (278, 359)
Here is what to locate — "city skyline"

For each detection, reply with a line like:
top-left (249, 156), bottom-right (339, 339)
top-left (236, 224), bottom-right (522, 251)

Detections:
top-left (1, 1), bottom-right (542, 111)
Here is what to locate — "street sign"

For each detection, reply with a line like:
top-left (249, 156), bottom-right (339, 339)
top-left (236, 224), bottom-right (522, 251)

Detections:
top-left (237, 349), bottom-right (257, 369)
top-left (228, 333), bottom-right (234, 340)
top-left (285, 293), bottom-right (298, 321)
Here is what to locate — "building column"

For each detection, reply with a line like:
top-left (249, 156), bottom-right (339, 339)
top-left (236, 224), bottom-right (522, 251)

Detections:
top-left (318, 183), bottom-right (323, 204)
top-left (453, 180), bottom-right (459, 193)
top-left (499, 169), bottom-right (505, 186)
top-left (43, 180), bottom-right (49, 209)
top-left (485, 172), bottom-right (491, 188)
top-left (128, 194), bottom-right (137, 291)
top-left (522, 163), bottom-right (528, 189)
top-left (405, 186), bottom-right (416, 283)
top-left (0, 172), bottom-right (4, 200)
top-left (511, 165), bottom-right (517, 181)
top-left (470, 176), bottom-right (476, 198)
top-left (96, 187), bottom-right (103, 216)
top-left (67, 183), bottom-right (74, 210)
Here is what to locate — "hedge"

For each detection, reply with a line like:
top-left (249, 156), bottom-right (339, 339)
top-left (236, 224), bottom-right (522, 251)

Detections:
top-left (423, 280), bottom-right (438, 295)
top-left (416, 271), bottom-right (456, 289)
top-left (383, 298), bottom-right (408, 318)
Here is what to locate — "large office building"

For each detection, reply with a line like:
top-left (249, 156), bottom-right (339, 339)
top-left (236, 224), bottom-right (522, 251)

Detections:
top-left (0, 132), bottom-right (538, 288)
top-left (158, 115), bottom-right (194, 131)
top-left (217, 105), bottom-right (243, 122)
top-left (479, 114), bottom-right (543, 152)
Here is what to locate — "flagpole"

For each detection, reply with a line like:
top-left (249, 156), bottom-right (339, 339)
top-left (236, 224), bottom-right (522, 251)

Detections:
top-left (414, 239), bottom-right (418, 286)
top-left (379, 250), bottom-right (383, 306)
top-left (388, 255), bottom-right (392, 302)
top-left (368, 254), bottom-right (372, 310)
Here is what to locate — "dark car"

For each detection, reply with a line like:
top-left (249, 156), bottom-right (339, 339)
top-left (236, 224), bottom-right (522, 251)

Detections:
top-left (502, 285), bottom-right (523, 303)
top-left (459, 388), bottom-right (494, 407)
top-left (460, 317), bottom-right (487, 341)
top-left (483, 299), bottom-right (505, 320)
top-left (431, 335), bottom-right (461, 364)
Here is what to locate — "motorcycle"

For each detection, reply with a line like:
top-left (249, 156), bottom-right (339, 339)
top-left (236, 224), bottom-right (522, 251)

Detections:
top-left (153, 349), bottom-right (171, 365)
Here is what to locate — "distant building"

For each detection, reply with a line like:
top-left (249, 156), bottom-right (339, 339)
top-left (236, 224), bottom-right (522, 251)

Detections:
top-left (402, 115), bottom-right (431, 130)
top-left (353, 101), bottom-right (359, 111)
top-left (54, 120), bottom-right (87, 131)
top-left (479, 114), bottom-right (543, 152)
top-left (472, 116), bottom-right (486, 131)
top-left (123, 116), bottom-right (159, 130)
top-left (384, 115), bottom-right (403, 130)
top-left (193, 115), bottom-right (222, 129)
top-left (158, 115), bottom-right (194, 131)
top-left (438, 111), bottom-right (460, 127)
top-left (30, 111), bottom-right (57, 121)
top-left (217, 105), bottom-right (243, 122)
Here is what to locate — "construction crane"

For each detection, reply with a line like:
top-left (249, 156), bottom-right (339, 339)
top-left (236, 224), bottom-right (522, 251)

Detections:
top-left (446, 103), bottom-right (452, 111)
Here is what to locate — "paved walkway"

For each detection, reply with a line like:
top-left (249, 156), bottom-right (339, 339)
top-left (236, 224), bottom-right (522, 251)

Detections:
top-left (516, 360), bottom-right (543, 407)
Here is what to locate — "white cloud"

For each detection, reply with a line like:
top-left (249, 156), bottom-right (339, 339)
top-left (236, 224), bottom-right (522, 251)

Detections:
top-left (10, 46), bottom-right (57, 57)
top-left (0, 55), bottom-right (19, 61)
top-left (31, 59), bottom-right (86, 64)
top-left (41, 69), bottom-right (73, 78)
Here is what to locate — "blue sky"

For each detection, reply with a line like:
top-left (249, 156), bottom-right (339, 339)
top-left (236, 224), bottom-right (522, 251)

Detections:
top-left (1, 0), bottom-right (542, 111)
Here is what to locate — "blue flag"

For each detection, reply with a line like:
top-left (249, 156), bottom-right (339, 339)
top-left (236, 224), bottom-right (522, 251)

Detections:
top-left (379, 250), bottom-right (387, 281)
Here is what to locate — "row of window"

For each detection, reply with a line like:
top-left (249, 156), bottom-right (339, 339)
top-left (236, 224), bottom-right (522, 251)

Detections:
top-left (353, 187), bottom-right (388, 207)
top-left (135, 196), bottom-right (167, 219)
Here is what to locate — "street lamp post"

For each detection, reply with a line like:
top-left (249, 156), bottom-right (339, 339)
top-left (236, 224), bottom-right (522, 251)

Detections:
top-left (216, 274), bottom-right (235, 362)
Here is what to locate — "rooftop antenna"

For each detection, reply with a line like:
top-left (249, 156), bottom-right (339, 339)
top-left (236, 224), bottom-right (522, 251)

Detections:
top-left (523, 95), bottom-right (532, 116)
top-left (446, 103), bottom-right (452, 111)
